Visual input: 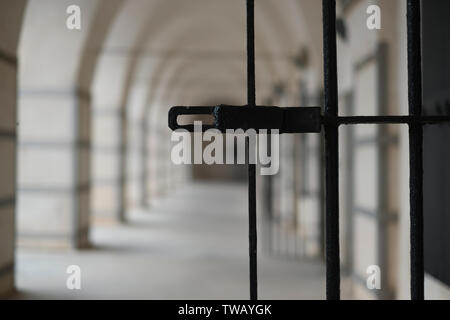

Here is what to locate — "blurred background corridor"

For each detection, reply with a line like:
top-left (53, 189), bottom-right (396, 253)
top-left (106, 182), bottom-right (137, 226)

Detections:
top-left (14, 182), bottom-right (325, 299)
top-left (0, 0), bottom-right (449, 300)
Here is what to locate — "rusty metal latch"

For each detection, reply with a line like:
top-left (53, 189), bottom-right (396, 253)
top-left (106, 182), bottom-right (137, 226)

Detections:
top-left (168, 105), bottom-right (322, 133)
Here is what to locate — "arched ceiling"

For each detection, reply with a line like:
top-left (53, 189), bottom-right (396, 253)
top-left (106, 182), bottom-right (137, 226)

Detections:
top-left (92, 0), bottom-right (324, 124)
top-left (19, 0), bottom-right (121, 91)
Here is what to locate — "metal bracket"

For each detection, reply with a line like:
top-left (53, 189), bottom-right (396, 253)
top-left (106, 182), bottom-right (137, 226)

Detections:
top-left (168, 105), bottom-right (322, 133)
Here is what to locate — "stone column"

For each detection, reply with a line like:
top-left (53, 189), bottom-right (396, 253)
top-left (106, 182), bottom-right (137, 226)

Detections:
top-left (0, 51), bottom-right (18, 296)
top-left (17, 88), bottom-right (91, 248)
top-left (125, 116), bottom-right (144, 209)
top-left (91, 105), bottom-right (125, 223)
top-left (0, 0), bottom-right (26, 295)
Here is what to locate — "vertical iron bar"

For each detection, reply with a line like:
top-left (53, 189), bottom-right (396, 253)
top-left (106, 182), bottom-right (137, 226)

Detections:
top-left (407, 0), bottom-right (424, 300)
top-left (246, 0), bottom-right (258, 301)
top-left (322, 0), bottom-right (340, 300)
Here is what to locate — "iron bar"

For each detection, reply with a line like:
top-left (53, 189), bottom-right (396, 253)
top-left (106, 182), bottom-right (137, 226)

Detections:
top-left (169, 106), bottom-right (450, 132)
top-left (322, 0), bottom-right (340, 300)
top-left (407, 0), bottom-right (424, 300)
top-left (246, 0), bottom-right (258, 301)
top-left (213, 105), bottom-right (321, 133)
top-left (333, 115), bottom-right (450, 125)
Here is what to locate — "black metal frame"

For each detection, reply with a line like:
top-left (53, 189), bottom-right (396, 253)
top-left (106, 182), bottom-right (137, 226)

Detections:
top-left (168, 0), bottom-right (450, 300)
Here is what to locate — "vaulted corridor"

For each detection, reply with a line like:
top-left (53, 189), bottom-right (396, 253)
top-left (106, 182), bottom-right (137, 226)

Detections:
top-left (13, 183), bottom-right (324, 299)
top-left (1, 0), bottom-right (450, 301)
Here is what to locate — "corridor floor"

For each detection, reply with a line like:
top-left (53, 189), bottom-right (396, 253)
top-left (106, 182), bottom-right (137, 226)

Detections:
top-left (13, 182), bottom-right (325, 299)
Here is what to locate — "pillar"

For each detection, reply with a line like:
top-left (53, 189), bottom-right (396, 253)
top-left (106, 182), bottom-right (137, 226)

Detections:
top-left (0, 51), bottom-right (18, 295)
top-left (17, 88), bottom-right (91, 248)
top-left (91, 105), bottom-right (126, 223)
top-left (0, 0), bottom-right (26, 295)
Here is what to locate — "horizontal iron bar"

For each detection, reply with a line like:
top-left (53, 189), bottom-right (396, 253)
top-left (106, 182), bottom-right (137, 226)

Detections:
top-left (169, 105), bottom-right (322, 133)
top-left (215, 105), bottom-right (321, 133)
top-left (330, 115), bottom-right (450, 125)
top-left (168, 106), bottom-right (450, 134)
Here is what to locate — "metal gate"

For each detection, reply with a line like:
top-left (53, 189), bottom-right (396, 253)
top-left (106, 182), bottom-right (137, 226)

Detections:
top-left (168, 0), bottom-right (449, 300)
